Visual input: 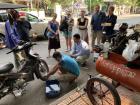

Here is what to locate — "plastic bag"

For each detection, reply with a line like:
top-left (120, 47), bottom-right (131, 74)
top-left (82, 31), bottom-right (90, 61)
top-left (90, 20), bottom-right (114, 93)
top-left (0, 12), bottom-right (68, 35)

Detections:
top-left (122, 40), bottom-right (140, 61)
top-left (103, 41), bottom-right (110, 52)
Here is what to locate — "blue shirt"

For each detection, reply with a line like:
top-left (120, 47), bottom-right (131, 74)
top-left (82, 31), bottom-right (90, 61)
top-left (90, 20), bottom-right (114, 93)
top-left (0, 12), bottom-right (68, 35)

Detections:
top-left (72, 40), bottom-right (90, 57)
top-left (91, 11), bottom-right (106, 31)
top-left (5, 20), bottom-right (20, 49)
top-left (60, 54), bottom-right (80, 76)
top-left (47, 21), bottom-right (59, 38)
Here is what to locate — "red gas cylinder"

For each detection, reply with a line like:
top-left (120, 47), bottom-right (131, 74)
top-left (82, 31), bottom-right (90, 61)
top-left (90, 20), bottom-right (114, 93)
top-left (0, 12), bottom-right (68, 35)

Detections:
top-left (96, 52), bottom-right (140, 92)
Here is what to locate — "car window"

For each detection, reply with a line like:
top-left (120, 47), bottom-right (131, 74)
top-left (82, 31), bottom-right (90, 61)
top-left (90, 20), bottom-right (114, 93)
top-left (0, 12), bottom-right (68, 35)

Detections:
top-left (27, 14), bottom-right (39, 22)
top-left (0, 13), bottom-right (8, 22)
top-left (0, 15), bottom-right (3, 22)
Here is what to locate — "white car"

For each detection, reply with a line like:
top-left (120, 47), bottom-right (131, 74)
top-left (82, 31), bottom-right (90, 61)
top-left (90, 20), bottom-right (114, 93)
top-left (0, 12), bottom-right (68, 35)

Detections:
top-left (0, 11), bottom-right (48, 48)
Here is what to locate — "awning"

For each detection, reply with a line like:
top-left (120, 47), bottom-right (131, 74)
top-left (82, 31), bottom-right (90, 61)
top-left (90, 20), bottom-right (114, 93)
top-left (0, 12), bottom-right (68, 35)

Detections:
top-left (0, 3), bottom-right (27, 9)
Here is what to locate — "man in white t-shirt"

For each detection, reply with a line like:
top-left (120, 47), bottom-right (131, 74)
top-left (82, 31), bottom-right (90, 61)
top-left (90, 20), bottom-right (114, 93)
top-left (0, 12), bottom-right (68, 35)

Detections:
top-left (71, 33), bottom-right (90, 66)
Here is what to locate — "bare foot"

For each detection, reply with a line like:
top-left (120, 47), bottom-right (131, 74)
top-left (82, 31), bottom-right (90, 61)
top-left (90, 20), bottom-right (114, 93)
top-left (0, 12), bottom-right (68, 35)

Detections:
top-left (65, 49), bottom-right (69, 52)
top-left (47, 56), bottom-right (51, 58)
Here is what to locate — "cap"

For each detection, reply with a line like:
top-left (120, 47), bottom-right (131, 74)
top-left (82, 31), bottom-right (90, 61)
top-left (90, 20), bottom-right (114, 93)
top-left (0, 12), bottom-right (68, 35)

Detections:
top-left (19, 11), bottom-right (26, 18)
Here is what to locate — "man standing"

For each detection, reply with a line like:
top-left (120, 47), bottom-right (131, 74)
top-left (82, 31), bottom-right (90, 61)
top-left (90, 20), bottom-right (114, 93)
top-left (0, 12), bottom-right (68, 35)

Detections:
top-left (71, 34), bottom-right (90, 66)
top-left (17, 12), bottom-right (32, 42)
top-left (5, 9), bottom-right (21, 49)
top-left (5, 9), bottom-right (21, 68)
top-left (102, 6), bottom-right (117, 43)
top-left (91, 5), bottom-right (106, 52)
top-left (45, 51), bottom-right (80, 83)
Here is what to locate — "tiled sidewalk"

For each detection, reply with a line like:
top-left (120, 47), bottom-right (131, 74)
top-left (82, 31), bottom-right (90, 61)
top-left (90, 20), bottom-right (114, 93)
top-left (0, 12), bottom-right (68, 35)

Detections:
top-left (51, 75), bottom-right (140, 105)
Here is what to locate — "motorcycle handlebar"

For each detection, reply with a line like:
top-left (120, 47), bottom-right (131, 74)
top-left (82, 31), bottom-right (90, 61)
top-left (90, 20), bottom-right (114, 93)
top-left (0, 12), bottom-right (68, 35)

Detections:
top-left (6, 42), bottom-right (37, 54)
top-left (6, 50), bottom-right (14, 54)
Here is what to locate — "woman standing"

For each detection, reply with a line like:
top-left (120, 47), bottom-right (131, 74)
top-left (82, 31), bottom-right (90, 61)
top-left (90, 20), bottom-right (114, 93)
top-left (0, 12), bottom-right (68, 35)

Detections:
top-left (60, 11), bottom-right (74, 52)
top-left (77, 10), bottom-right (88, 44)
top-left (47, 13), bottom-right (60, 58)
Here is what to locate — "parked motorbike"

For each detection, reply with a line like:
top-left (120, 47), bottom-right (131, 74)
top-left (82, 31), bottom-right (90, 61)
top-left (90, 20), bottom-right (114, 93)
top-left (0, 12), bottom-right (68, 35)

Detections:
top-left (0, 42), bottom-right (49, 99)
top-left (112, 24), bottom-right (140, 54)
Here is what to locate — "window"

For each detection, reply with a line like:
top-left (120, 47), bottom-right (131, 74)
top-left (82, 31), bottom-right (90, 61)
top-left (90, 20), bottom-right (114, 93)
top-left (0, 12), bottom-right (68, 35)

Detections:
top-left (0, 13), bottom-right (8, 22)
top-left (27, 14), bottom-right (39, 22)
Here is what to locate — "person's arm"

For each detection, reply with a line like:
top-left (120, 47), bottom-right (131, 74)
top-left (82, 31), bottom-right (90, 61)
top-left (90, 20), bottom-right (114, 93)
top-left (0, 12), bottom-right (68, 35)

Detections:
top-left (56, 22), bottom-right (59, 35)
top-left (72, 50), bottom-right (82, 57)
top-left (77, 18), bottom-right (80, 28)
top-left (107, 15), bottom-right (117, 27)
top-left (71, 43), bottom-right (83, 57)
top-left (71, 43), bottom-right (76, 55)
top-left (69, 18), bottom-right (74, 27)
top-left (60, 16), bottom-right (65, 24)
top-left (11, 33), bottom-right (20, 44)
top-left (11, 23), bottom-right (21, 44)
top-left (60, 16), bottom-right (63, 24)
top-left (46, 63), bottom-right (59, 79)
top-left (91, 15), bottom-right (94, 26)
top-left (112, 15), bottom-right (117, 27)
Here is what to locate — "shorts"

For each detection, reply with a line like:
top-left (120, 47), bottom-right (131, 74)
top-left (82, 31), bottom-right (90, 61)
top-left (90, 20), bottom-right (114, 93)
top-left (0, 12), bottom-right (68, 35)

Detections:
top-left (76, 55), bottom-right (89, 64)
top-left (49, 72), bottom-right (77, 82)
top-left (63, 31), bottom-right (72, 38)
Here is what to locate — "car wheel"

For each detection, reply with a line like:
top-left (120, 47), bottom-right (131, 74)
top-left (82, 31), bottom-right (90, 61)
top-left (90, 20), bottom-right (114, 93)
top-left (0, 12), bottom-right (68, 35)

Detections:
top-left (0, 34), bottom-right (6, 49)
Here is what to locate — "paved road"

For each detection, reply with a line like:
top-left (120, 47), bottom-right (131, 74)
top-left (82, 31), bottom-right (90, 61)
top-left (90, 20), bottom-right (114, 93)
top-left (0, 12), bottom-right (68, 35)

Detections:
top-left (0, 15), bottom-right (140, 105)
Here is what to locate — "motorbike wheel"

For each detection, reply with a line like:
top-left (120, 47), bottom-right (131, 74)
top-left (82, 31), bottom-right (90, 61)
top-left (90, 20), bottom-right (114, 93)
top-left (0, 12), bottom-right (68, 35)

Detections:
top-left (37, 59), bottom-right (49, 81)
top-left (112, 80), bottom-right (120, 87)
top-left (86, 77), bottom-right (121, 105)
top-left (0, 81), bottom-right (3, 89)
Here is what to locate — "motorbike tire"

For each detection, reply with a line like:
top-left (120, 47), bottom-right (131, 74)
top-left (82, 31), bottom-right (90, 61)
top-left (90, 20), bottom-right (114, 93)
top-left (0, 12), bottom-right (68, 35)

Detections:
top-left (37, 59), bottom-right (49, 81)
top-left (86, 77), bottom-right (121, 105)
top-left (112, 80), bottom-right (120, 87)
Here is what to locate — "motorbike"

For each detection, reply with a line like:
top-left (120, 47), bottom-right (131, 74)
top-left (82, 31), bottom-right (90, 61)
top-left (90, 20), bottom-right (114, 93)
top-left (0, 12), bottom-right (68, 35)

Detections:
top-left (0, 42), bottom-right (49, 99)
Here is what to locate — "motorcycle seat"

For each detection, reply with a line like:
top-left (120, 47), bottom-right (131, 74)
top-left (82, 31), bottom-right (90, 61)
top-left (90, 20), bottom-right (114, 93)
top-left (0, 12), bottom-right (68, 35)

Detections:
top-left (0, 63), bottom-right (14, 74)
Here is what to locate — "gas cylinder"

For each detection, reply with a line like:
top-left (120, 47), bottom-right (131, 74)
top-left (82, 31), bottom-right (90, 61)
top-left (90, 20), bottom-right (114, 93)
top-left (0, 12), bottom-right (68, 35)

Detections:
top-left (96, 52), bottom-right (140, 92)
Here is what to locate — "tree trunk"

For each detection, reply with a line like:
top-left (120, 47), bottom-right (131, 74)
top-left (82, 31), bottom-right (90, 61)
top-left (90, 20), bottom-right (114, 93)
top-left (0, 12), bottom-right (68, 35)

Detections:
top-left (43, 3), bottom-right (48, 17)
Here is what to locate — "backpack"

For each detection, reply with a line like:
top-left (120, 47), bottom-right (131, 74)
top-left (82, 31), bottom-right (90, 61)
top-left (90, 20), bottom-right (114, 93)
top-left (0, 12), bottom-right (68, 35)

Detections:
top-left (59, 16), bottom-right (68, 32)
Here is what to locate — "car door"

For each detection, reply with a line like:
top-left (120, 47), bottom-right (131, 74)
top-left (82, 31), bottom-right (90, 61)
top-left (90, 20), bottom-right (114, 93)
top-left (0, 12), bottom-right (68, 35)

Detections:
top-left (27, 13), bottom-right (46, 37)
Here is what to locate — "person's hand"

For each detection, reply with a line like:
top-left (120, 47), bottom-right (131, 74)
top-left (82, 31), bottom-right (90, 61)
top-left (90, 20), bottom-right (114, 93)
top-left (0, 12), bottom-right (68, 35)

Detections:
top-left (70, 54), bottom-right (76, 58)
top-left (44, 74), bottom-right (50, 80)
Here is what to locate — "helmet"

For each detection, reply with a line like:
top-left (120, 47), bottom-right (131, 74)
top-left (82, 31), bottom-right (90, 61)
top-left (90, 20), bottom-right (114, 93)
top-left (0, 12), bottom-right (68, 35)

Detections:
top-left (119, 23), bottom-right (128, 32)
top-left (18, 11), bottom-right (26, 19)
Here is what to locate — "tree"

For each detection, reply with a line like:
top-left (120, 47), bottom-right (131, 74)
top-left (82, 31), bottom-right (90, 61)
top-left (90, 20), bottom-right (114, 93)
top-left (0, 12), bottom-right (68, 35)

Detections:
top-left (127, 0), bottom-right (139, 13)
top-left (57, 0), bottom-right (74, 8)
top-left (0, 0), bottom-right (15, 3)
top-left (115, 0), bottom-right (125, 15)
top-left (85, 0), bottom-right (104, 12)
top-left (115, 0), bottom-right (140, 14)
